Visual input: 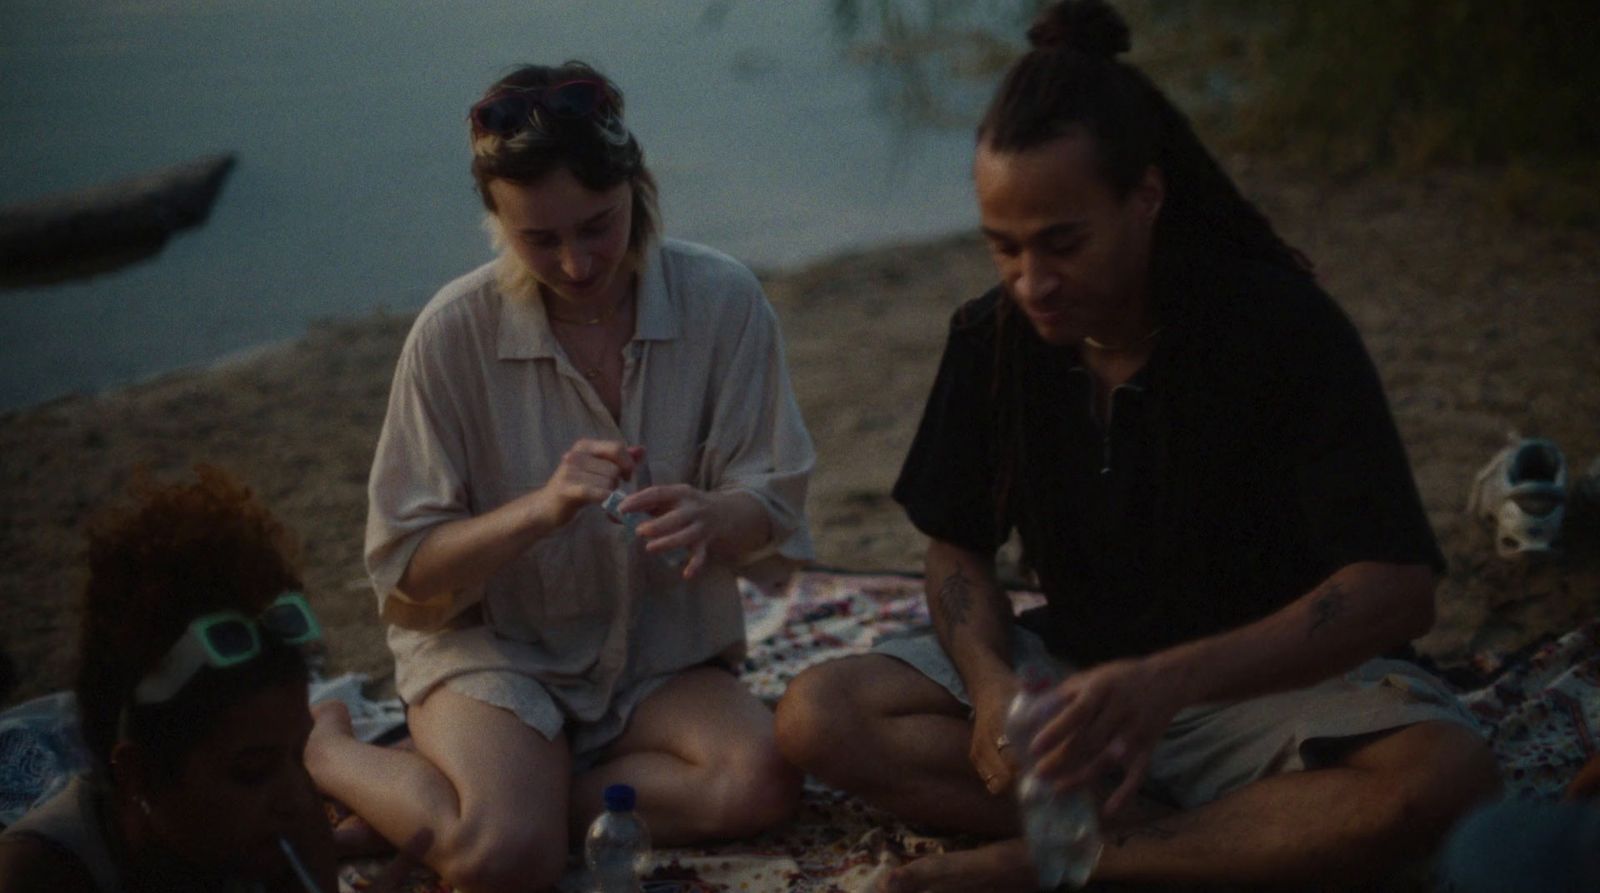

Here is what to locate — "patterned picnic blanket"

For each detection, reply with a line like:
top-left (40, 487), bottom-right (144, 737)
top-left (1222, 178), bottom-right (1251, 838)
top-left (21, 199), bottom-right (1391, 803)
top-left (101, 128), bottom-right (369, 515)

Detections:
top-left (333, 571), bottom-right (1600, 893)
top-left (1, 571), bottom-right (1591, 890)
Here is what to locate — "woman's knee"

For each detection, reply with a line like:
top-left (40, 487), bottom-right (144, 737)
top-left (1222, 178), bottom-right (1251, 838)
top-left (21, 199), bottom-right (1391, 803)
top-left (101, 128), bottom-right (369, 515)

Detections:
top-left (435, 813), bottom-right (567, 893)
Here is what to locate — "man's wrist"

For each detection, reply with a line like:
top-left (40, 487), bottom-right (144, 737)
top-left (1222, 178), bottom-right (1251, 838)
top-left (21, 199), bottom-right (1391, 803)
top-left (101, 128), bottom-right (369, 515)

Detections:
top-left (962, 659), bottom-right (1019, 709)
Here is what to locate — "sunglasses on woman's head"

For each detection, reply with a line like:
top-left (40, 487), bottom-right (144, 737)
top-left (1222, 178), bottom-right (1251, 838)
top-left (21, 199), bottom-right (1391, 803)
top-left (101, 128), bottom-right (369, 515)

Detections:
top-left (131, 593), bottom-right (323, 705)
top-left (469, 79), bottom-right (617, 139)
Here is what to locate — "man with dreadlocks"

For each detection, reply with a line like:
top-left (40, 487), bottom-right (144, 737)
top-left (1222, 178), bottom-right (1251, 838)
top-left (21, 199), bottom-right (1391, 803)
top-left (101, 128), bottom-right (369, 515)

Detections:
top-left (775, 2), bottom-right (1498, 889)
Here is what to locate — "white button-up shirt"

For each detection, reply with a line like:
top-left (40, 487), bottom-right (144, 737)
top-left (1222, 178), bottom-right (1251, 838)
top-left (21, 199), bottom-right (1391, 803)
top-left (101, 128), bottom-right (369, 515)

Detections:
top-left (366, 239), bottom-right (815, 722)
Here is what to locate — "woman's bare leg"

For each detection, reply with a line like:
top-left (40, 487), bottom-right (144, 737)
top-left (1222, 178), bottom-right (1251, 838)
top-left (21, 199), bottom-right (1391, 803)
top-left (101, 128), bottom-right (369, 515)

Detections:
top-left (570, 665), bottom-right (800, 845)
top-left (305, 690), bottom-right (571, 893)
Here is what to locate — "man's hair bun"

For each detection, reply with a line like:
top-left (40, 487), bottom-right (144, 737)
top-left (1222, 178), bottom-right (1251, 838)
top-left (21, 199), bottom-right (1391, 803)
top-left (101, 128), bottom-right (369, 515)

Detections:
top-left (1026, 0), bottom-right (1131, 59)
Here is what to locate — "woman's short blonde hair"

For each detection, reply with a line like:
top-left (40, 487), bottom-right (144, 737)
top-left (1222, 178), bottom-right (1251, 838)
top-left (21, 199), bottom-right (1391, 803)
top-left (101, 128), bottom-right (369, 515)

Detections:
top-left (469, 61), bottom-right (660, 297)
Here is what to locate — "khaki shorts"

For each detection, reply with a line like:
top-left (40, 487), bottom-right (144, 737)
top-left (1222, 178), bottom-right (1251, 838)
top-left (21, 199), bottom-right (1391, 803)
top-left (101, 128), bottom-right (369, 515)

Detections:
top-left (873, 624), bottom-right (1485, 810)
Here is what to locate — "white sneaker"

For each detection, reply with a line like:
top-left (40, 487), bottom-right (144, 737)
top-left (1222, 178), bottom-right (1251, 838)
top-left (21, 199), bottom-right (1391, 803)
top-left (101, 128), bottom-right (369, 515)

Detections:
top-left (1468, 437), bottom-right (1568, 558)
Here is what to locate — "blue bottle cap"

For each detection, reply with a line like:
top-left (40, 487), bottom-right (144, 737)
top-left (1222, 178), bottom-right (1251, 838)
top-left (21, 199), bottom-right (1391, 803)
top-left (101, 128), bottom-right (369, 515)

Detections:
top-left (602, 783), bottom-right (636, 812)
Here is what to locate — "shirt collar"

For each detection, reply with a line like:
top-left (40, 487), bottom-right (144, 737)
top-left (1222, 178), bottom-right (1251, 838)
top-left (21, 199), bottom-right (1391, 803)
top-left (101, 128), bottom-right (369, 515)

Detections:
top-left (495, 240), bottom-right (680, 361)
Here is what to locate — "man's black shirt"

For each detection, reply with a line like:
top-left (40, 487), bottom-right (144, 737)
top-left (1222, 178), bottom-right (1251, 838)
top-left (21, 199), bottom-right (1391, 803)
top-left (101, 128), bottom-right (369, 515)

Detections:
top-left (892, 259), bottom-right (1443, 666)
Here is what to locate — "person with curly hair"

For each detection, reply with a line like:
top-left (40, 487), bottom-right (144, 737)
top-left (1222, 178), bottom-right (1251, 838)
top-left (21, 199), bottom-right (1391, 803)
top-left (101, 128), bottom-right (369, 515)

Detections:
top-left (0, 466), bottom-right (338, 892)
top-left (776, 2), bottom-right (1498, 890)
top-left (303, 59), bottom-right (814, 893)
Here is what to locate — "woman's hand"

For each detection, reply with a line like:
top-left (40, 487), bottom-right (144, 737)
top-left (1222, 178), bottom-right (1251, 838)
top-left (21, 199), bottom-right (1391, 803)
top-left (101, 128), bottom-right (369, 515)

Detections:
top-left (618, 485), bottom-right (727, 579)
top-left (532, 440), bottom-right (642, 530)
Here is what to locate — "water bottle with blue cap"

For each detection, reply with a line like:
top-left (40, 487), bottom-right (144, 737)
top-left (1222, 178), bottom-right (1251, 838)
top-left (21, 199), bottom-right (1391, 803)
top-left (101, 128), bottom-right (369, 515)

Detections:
top-left (584, 783), bottom-right (651, 892)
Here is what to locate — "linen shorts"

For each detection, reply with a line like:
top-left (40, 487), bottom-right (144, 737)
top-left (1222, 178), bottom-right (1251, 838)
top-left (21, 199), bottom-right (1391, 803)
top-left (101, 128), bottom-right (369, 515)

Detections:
top-left (434, 669), bottom-right (672, 771)
top-left (873, 624), bottom-right (1486, 810)
top-left (427, 657), bottom-right (736, 772)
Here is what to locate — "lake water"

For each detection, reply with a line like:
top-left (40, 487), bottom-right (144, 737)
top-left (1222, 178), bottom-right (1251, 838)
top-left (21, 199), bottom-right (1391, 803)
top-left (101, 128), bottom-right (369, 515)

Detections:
top-left (0, 0), bottom-right (1002, 412)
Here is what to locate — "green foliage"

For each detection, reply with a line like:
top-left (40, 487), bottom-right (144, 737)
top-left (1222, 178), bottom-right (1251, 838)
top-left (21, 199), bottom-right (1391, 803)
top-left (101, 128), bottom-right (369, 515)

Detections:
top-left (825, 0), bottom-right (1049, 128)
top-left (820, 0), bottom-right (1600, 223)
top-left (1195, 0), bottom-right (1600, 172)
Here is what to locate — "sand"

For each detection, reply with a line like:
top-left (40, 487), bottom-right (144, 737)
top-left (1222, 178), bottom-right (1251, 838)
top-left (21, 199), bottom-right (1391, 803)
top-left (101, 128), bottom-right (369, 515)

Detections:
top-left (2, 156), bottom-right (1597, 710)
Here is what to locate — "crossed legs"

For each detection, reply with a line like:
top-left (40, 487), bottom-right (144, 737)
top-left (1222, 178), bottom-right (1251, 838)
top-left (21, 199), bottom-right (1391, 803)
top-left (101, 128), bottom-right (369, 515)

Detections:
top-left (776, 654), bottom-right (1500, 891)
top-left (306, 666), bottom-right (798, 893)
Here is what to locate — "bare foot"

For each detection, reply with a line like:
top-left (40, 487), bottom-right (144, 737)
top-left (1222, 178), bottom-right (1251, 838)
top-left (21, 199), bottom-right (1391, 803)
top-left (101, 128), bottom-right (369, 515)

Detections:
top-left (879, 838), bottom-right (1038, 893)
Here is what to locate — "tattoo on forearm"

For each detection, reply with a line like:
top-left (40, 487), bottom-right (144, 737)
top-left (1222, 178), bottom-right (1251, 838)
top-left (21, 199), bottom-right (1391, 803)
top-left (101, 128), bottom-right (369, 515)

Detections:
top-left (936, 569), bottom-right (974, 630)
top-left (1308, 582), bottom-right (1347, 639)
top-left (1112, 824), bottom-right (1178, 847)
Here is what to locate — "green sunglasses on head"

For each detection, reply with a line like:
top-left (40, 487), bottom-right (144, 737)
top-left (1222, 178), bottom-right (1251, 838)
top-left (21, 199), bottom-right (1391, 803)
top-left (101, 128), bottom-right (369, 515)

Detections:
top-left (132, 592), bottom-right (322, 705)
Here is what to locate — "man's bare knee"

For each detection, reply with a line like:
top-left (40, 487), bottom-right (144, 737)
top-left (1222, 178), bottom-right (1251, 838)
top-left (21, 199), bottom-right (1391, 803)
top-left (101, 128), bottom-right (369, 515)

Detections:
top-left (1355, 722), bottom-right (1501, 845)
top-left (774, 659), bottom-right (870, 776)
top-left (703, 737), bottom-right (803, 838)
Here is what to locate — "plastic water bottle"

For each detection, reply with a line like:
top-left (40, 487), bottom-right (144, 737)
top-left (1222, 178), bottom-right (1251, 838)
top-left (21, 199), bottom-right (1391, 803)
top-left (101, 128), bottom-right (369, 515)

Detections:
top-left (602, 489), bottom-right (688, 567)
top-left (1005, 673), bottom-right (1104, 889)
top-left (584, 784), bottom-right (651, 893)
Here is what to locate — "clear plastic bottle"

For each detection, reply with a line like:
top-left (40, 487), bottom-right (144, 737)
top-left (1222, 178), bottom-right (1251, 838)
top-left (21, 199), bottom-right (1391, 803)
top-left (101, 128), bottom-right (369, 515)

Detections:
top-left (1005, 672), bottom-right (1104, 889)
top-left (584, 784), bottom-right (652, 893)
top-left (602, 488), bottom-right (688, 567)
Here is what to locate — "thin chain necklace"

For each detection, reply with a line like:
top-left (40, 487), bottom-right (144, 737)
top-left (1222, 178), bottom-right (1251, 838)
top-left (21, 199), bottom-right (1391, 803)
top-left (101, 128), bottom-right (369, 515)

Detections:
top-left (552, 298), bottom-right (633, 380)
top-left (546, 292), bottom-right (630, 326)
top-left (1082, 327), bottom-right (1162, 352)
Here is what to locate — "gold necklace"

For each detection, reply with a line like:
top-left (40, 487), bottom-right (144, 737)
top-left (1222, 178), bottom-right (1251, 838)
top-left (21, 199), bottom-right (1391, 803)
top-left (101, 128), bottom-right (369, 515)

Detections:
top-left (1083, 327), bottom-right (1162, 352)
top-left (546, 292), bottom-right (630, 326)
top-left (559, 328), bottom-right (617, 380)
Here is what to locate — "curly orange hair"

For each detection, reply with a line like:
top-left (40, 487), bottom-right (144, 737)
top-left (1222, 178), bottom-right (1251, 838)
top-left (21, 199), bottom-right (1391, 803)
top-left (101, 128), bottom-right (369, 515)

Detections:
top-left (75, 464), bottom-right (306, 779)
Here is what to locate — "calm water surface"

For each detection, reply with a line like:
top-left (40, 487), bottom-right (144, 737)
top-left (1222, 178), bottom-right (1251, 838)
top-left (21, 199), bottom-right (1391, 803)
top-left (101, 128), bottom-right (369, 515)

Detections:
top-left (0, 1), bottom-right (996, 411)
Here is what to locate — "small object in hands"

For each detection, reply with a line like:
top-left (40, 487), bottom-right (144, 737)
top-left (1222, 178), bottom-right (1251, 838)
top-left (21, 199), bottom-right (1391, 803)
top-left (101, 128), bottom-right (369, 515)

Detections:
top-left (602, 489), bottom-right (687, 568)
top-left (1005, 670), bottom-right (1103, 889)
top-left (277, 836), bottom-right (321, 893)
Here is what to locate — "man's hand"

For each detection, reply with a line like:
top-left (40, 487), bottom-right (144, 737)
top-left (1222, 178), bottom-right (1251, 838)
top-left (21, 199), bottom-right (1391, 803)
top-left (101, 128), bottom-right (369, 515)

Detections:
top-left (968, 678), bottom-right (1021, 795)
top-left (1029, 656), bottom-right (1186, 817)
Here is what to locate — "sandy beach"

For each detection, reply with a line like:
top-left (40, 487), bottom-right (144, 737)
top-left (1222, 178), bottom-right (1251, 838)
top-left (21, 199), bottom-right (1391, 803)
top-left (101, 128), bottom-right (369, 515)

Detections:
top-left (2, 155), bottom-right (1597, 710)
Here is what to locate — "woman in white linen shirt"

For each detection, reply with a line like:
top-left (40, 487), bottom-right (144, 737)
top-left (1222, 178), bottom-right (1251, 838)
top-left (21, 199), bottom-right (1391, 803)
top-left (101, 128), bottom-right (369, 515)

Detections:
top-left (304, 61), bottom-right (815, 893)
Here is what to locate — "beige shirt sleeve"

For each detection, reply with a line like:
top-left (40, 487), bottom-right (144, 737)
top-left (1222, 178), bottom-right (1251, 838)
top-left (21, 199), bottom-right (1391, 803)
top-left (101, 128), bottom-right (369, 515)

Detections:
top-left (700, 272), bottom-right (816, 567)
top-left (364, 308), bottom-right (480, 631)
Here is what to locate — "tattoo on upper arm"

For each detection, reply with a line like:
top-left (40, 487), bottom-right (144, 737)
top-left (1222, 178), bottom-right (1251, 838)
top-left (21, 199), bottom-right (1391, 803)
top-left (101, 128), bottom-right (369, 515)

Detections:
top-left (1308, 582), bottom-right (1347, 639)
top-left (936, 569), bottom-right (974, 629)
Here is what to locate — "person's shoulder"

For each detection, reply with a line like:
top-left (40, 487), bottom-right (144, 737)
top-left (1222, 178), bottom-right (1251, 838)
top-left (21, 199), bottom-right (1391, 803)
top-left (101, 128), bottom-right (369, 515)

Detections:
top-left (411, 261), bottom-right (502, 338)
top-left (946, 286), bottom-right (1007, 341)
top-left (1185, 257), bottom-right (1351, 347)
top-left (658, 238), bottom-right (762, 297)
top-left (1231, 259), bottom-right (1342, 324)
top-left (0, 834), bottom-right (99, 893)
